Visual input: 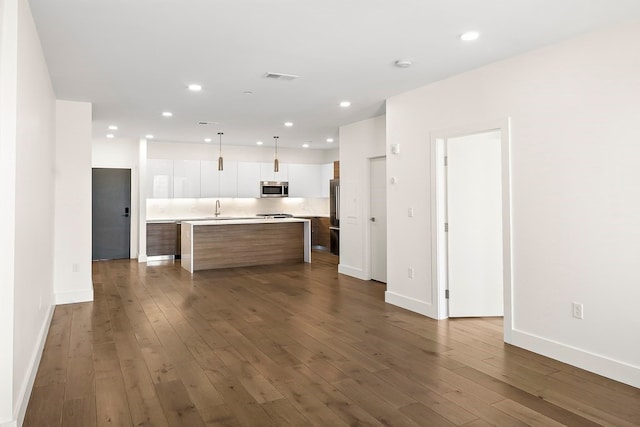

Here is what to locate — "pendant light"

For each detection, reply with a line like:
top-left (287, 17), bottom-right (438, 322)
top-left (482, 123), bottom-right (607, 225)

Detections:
top-left (273, 136), bottom-right (280, 172)
top-left (217, 132), bottom-right (224, 171)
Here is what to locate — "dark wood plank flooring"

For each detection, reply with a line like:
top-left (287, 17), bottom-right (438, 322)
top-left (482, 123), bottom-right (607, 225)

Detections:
top-left (25, 251), bottom-right (640, 426)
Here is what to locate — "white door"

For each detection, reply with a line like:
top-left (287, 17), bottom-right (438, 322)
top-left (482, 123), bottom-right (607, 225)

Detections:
top-left (370, 157), bottom-right (387, 282)
top-left (446, 131), bottom-right (503, 317)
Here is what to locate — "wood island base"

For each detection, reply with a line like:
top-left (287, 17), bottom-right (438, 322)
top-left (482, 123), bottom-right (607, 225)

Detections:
top-left (181, 218), bottom-right (311, 272)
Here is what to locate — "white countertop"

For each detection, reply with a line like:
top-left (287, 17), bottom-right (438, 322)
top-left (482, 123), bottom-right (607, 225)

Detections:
top-left (182, 217), bottom-right (311, 226)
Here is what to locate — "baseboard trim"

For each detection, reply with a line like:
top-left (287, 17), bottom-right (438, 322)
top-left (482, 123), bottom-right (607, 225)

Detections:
top-left (13, 304), bottom-right (55, 427)
top-left (385, 291), bottom-right (440, 319)
top-left (337, 264), bottom-right (369, 280)
top-left (510, 329), bottom-right (640, 389)
top-left (54, 287), bottom-right (93, 305)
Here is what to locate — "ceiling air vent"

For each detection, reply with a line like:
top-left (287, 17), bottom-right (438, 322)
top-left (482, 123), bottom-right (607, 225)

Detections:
top-left (197, 121), bottom-right (218, 126)
top-left (264, 72), bottom-right (299, 81)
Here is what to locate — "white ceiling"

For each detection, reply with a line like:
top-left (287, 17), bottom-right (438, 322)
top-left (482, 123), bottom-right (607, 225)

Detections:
top-left (29, 0), bottom-right (640, 149)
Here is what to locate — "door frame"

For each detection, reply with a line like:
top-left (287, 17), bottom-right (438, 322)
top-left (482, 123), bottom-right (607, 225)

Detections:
top-left (430, 118), bottom-right (513, 342)
top-left (91, 167), bottom-right (136, 260)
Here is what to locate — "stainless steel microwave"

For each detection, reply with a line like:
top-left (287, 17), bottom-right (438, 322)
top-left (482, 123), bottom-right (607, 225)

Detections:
top-left (260, 181), bottom-right (289, 198)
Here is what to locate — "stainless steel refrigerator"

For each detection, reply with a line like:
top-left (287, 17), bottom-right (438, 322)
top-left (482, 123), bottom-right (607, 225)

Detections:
top-left (329, 179), bottom-right (340, 255)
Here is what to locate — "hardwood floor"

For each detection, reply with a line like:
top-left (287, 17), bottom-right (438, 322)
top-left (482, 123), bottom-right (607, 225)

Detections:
top-left (25, 252), bottom-right (639, 426)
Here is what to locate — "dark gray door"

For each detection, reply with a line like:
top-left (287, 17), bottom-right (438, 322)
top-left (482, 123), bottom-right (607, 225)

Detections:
top-left (92, 168), bottom-right (131, 260)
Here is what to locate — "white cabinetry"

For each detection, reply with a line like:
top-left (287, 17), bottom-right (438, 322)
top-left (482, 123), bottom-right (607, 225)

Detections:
top-left (173, 160), bottom-right (201, 198)
top-left (320, 162), bottom-right (333, 197)
top-left (289, 164), bottom-right (321, 197)
top-left (147, 159), bottom-right (174, 198)
top-left (147, 159), bottom-right (334, 199)
top-left (260, 162), bottom-right (288, 183)
top-left (201, 160), bottom-right (238, 198)
top-left (288, 163), bottom-right (333, 197)
top-left (237, 162), bottom-right (261, 198)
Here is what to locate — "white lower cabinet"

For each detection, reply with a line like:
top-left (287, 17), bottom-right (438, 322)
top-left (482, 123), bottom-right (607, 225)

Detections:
top-left (201, 160), bottom-right (238, 198)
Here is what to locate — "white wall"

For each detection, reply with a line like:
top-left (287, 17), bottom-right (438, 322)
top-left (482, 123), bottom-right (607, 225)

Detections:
top-left (54, 100), bottom-right (93, 304)
top-left (92, 137), bottom-right (140, 257)
top-left (1, 0), bottom-right (57, 425)
top-left (338, 115), bottom-right (386, 280)
top-left (0, 0), bottom-right (18, 423)
top-left (385, 20), bottom-right (640, 387)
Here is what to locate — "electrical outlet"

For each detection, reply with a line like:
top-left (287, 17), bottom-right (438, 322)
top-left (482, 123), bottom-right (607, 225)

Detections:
top-left (572, 302), bottom-right (584, 319)
top-left (408, 207), bottom-right (414, 217)
top-left (72, 263), bottom-right (79, 273)
top-left (408, 267), bottom-right (414, 279)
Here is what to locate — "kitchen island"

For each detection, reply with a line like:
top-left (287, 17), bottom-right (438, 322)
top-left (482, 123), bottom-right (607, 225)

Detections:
top-left (181, 218), bottom-right (311, 273)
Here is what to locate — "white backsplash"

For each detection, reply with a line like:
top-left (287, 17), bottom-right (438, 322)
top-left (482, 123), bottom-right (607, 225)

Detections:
top-left (147, 197), bottom-right (329, 220)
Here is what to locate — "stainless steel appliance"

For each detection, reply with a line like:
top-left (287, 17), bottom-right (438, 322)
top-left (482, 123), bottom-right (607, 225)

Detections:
top-left (330, 179), bottom-right (340, 255)
top-left (255, 213), bottom-right (293, 218)
top-left (260, 181), bottom-right (289, 198)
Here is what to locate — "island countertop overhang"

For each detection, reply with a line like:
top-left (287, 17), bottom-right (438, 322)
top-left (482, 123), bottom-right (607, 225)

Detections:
top-left (181, 217), bottom-right (311, 226)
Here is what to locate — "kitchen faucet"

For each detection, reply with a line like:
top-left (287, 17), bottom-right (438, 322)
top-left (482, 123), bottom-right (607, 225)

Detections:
top-left (215, 199), bottom-right (221, 217)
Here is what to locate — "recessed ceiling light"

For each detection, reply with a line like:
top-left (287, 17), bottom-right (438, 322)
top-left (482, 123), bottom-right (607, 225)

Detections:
top-left (339, 101), bottom-right (351, 108)
top-left (460, 31), bottom-right (480, 41)
top-left (204, 138), bottom-right (212, 142)
top-left (284, 122), bottom-right (293, 127)
top-left (243, 90), bottom-right (253, 95)
top-left (162, 111), bottom-right (173, 117)
top-left (326, 138), bottom-right (334, 143)
top-left (188, 84), bottom-right (202, 91)
top-left (256, 141), bottom-right (263, 145)
top-left (108, 125), bottom-right (118, 130)
top-left (302, 143), bottom-right (309, 148)
top-left (145, 134), bottom-right (154, 139)
top-left (106, 134), bottom-right (115, 139)
top-left (395, 59), bottom-right (412, 68)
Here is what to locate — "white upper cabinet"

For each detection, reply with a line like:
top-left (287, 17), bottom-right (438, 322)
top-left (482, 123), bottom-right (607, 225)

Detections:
top-left (320, 162), bottom-right (333, 197)
top-left (289, 164), bottom-right (321, 197)
top-left (237, 162), bottom-right (261, 198)
top-left (201, 160), bottom-right (238, 198)
top-left (147, 159), bottom-right (174, 198)
top-left (173, 160), bottom-right (201, 198)
top-left (260, 162), bottom-right (288, 183)
top-left (147, 158), bottom-right (333, 199)
top-left (288, 163), bottom-right (333, 198)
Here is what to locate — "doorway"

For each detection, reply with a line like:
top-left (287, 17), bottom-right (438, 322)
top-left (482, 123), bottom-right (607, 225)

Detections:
top-left (370, 156), bottom-right (387, 282)
top-left (431, 120), bottom-right (512, 325)
top-left (92, 168), bottom-right (131, 260)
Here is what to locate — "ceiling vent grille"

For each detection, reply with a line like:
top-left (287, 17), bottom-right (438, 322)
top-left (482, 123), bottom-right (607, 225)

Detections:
top-left (197, 121), bottom-right (218, 125)
top-left (264, 72), bottom-right (299, 81)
